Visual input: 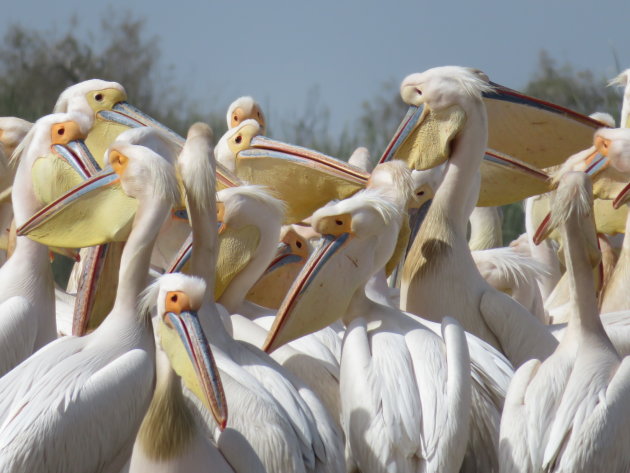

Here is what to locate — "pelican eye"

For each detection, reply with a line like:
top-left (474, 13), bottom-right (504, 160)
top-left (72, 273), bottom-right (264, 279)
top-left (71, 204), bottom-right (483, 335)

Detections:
top-left (296, 240), bottom-right (302, 249)
top-left (335, 219), bottom-right (343, 225)
top-left (94, 93), bottom-right (104, 101)
top-left (417, 190), bottom-right (425, 196)
top-left (57, 127), bottom-right (65, 136)
top-left (235, 135), bottom-right (242, 144)
top-left (233, 115), bottom-right (239, 122)
top-left (415, 88), bottom-right (422, 95)
top-left (170, 294), bottom-right (178, 303)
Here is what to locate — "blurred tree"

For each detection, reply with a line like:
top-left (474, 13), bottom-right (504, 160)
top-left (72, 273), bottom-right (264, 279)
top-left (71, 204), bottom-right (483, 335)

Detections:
top-left (0, 12), bottom-right (222, 135)
top-left (524, 50), bottom-right (621, 121)
top-left (279, 86), bottom-right (359, 159)
top-left (355, 78), bottom-right (408, 159)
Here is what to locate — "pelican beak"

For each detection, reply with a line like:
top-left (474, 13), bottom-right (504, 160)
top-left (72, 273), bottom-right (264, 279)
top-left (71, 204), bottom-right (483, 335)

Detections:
top-left (613, 182), bottom-right (630, 209)
top-left (72, 244), bottom-right (109, 336)
top-left (17, 158), bottom-right (138, 248)
top-left (378, 102), bottom-right (467, 170)
top-left (101, 101), bottom-right (185, 147)
top-left (264, 221), bottom-right (362, 353)
top-left (478, 151), bottom-right (551, 206)
top-left (532, 212), bottom-right (553, 246)
top-left (236, 136), bottom-right (368, 223)
top-left (165, 300), bottom-right (227, 430)
top-left (263, 241), bottom-right (304, 276)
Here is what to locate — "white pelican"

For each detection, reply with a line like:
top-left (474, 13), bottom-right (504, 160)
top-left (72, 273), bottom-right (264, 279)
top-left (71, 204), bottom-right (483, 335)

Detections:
top-left (129, 273), bottom-right (256, 473)
top-left (499, 171), bottom-right (630, 473)
top-left (395, 66), bottom-right (557, 366)
top-left (265, 189), bottom-right (473, 473)
top-left (208, 185), bottom-right (344, 426)
top-left (0, 112), bottom-right (91, 376)
top-left (344, 160), bottom-right (513, 472)
top-left (0, 132), bottom-right (218, 472)
top-left (226, 96), bottom-right (266, 135)
top-left (598, 127), bottom-right (630, 313)
top-left (168, 123), bottom-right (345, 473)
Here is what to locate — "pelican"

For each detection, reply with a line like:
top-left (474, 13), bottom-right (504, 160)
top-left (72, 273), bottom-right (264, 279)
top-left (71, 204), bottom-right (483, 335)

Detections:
top-left (395, 66), bottom-right (557, 366)
top-left (129, 273), bottom-right (253, 473)
top-left (599, 127), bottom-right (630, 313)
top-left (0, 132), bottom-right (213, 472)
top-left (167, 123), bottom-right (345, 473)
top-left (339, 160), bottom-right (513, 472)
top-left (499, 171), bottom-right (630, 473)
top-left (226, 96), bottom-right (266, 135)
top-left (264, 189), bottom-right (473, 473)
top-left (0, 112), bottom-right (91, 376)
top-left (0, 117), bottom-right (33, 262)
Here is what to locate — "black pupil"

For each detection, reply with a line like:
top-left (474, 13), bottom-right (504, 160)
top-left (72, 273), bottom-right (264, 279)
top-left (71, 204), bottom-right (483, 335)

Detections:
top-left (58, 128), bottom-right (64, 135)
top-left (95, 94), bottom-right (103, 101)
top-left (415, 88), bottom-right (422, 95)
top-left (171, 294), bottom-right (178, 302)
top-left (335, 220), bottom-right (343, 225)
top-left (235, 135), bottom-right (242, 144)
top-left (296, 241), bottom-right (302, 248)
top-left (234, 115), bottom-right (239, 121)
top-left (417, 191), bottom-right (425, 196)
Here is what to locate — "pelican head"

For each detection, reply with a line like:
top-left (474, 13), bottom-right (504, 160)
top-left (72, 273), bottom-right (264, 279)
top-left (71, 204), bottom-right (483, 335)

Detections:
top-left (214, 119), bottom-right (261, 173)
top-left (227, 96), bottom-right (266, 134)
top-left (0, 117), bottom-right (33, 158)
top-left (380, 66), bottom-right (494, 169)
top-left (535, 172), bottom-right (600, 271)
top-left (11, 111), bottom-right (92, 225)
top-left (593, 127), bottom-right (630, 208)
top-left (264, 190), bottom-right (401, 352)
top-left (178, 122), bottom-right (215, 212)
top-left (54, 79), bottom-right (128, 118)
top-left (147, 273), bottom-right (228, 430)
top-left (54, 79), bottom-right (184, 169)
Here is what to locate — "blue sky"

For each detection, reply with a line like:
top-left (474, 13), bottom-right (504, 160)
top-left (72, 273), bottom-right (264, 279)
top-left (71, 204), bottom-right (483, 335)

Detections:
top-left (4, 0), bottom-right (630, 134)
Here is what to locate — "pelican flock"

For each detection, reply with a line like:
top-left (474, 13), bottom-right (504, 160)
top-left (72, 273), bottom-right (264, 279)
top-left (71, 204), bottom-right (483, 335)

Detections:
top-left (0, 60), bottom-right (630, 473)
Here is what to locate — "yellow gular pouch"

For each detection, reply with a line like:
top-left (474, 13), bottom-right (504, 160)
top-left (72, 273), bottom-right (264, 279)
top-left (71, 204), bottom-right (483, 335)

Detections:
top-left (393, 104), bottom-right (467, 171)
top-left (593, 199), bottom-right (627, 236)
top-left (592, 167), bottom-right (629, 201)
top-left (22, 181), bottom-right (138, 248)
top-left (31, 154), bottom-right (85, 205)
top-left (235, 157), bottom-right (364, 223)
top-left (158, 320), bottom-right (209, 413)
top-left (84, 119), bottom-right (131, 169)
top-left (215, 224), bottom-right (261, 300)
